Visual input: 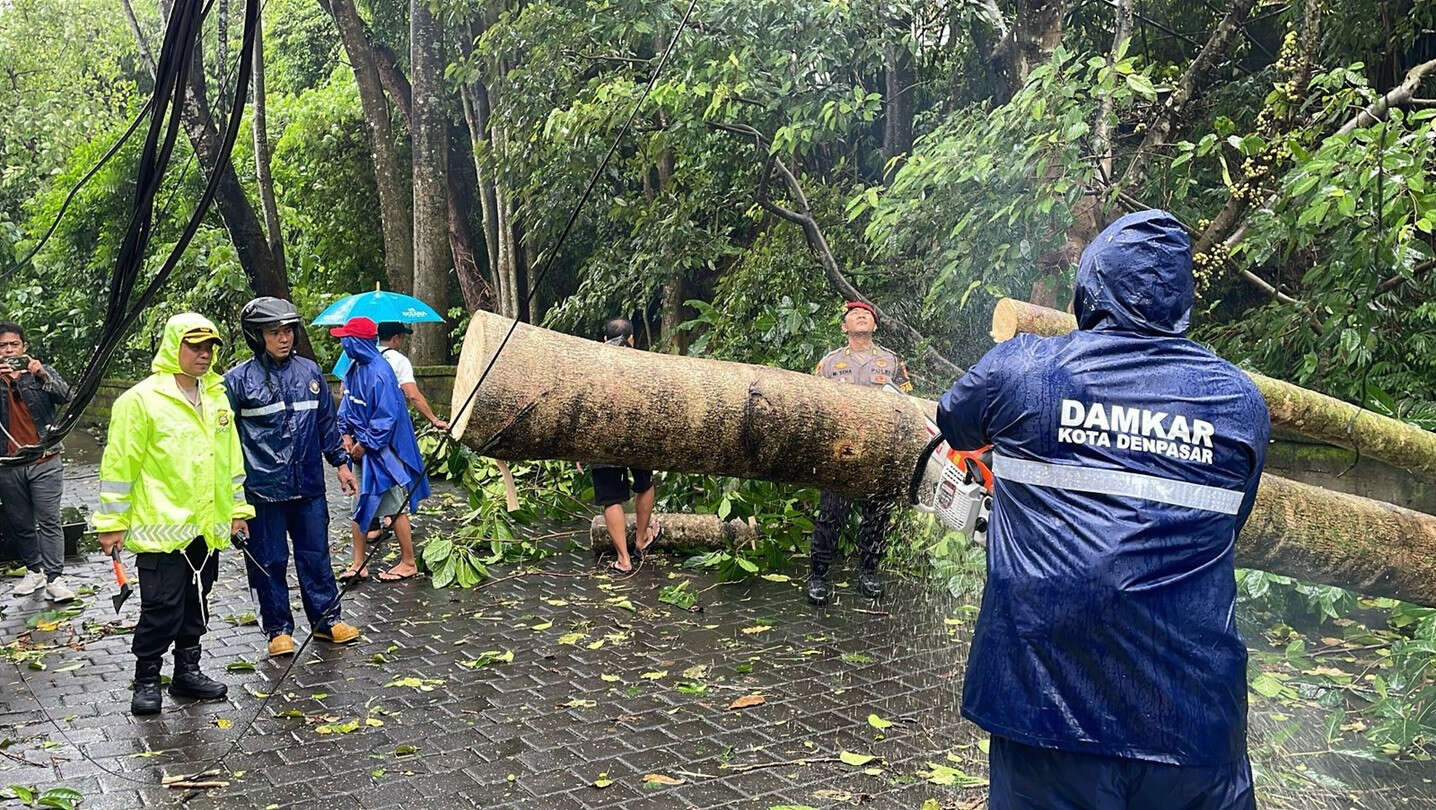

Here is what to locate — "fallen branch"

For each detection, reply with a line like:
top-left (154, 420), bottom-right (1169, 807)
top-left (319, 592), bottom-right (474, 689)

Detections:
top-left (1336, 57), bottom-right (1436, 136)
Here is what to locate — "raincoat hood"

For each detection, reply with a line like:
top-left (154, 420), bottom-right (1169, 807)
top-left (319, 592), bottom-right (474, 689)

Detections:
top-left (151, 312), bottom-right (226, 380)
top-left (341, 335), bottom-right (382, 366)
top-left (1073, 210), bottom-right (1194, 337)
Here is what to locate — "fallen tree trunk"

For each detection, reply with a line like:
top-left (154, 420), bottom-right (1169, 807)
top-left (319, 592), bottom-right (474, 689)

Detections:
top-left (452, 309), bottom-right (1436, 606)
top-left (450, 311), bottom-right (932, 500)
top-left (588, 513), bottom-right (757, 553)
top-left (990, 298), bottom-right (1436, 483)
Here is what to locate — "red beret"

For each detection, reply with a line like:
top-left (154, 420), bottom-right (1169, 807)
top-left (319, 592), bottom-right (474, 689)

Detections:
top-left (843, 300), bottom-right (878, 321)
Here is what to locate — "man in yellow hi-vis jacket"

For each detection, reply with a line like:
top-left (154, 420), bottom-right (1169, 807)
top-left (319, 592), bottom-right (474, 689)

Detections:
top-left (94, 313), bottom-right (254, 716)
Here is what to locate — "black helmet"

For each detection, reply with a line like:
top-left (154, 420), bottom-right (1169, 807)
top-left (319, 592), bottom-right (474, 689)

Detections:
top-left (239, 296), bottom-right (301, 354)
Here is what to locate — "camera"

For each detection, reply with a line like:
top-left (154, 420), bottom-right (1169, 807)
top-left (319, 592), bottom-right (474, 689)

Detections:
top-left (1, 355), bottom-right (31, 372)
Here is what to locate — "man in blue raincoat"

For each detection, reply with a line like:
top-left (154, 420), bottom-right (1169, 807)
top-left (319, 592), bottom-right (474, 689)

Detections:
top-left (331, 316), bottom-right (430, 582)
top-left (936, 210), bottom-right (1269, 809)
top-left (226, 297), bottom-right (361, 657)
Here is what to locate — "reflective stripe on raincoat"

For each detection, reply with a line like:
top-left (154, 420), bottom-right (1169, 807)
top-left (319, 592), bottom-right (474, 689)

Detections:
top-left (224, 352), bottom-right (348, 503)
top-left (936, 210), bottom-right (1270, 766)
top-left (94, 313), bottom-right (255, 553)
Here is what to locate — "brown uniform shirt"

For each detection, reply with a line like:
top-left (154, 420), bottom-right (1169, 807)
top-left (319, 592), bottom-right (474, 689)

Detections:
top-left (814, 343), bottom-right (912, 392)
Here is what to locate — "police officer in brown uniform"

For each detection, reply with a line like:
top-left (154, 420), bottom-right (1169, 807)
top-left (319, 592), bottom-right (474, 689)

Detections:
top-left (807, 301), bottom-right (912, 605)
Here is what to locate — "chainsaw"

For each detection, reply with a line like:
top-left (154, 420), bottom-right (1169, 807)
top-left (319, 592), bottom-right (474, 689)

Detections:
top-left (884, 385), bottom-right (994, 544)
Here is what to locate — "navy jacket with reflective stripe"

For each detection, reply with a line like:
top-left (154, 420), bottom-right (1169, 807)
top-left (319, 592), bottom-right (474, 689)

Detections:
top-left (937, 210), bottom-right (1270, 766)
top-left (225, 353), bottom-right (348, 503)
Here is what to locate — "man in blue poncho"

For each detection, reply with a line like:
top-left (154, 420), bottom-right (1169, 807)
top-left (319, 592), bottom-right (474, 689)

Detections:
top-left (936, 210), bottom-right (1269, 809)
top-left (331, 316), bottom-right (430, 583)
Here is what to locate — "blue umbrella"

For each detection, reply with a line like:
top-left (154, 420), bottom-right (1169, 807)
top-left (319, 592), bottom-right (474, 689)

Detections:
top-left (316, 286), bottom-right (445, 377)
top-left (311, 286), bottom-right (446, 326)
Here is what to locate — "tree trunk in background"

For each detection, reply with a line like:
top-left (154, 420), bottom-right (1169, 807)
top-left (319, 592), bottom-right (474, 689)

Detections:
top-left (990, 298), bottom-right (1436, 482)
top-left (409, 0), bottom-right (451, 363)
top-left (251, 23), bottom-right (287, 275)
top-left (991, 0), bottom-right (1067, 103)
top-left (1090, 0), bottom-right (1131, 185)
top-left (881, 35), bottom-right (915, 173)
top-left (448, 124), bottom-right (489, 312)
top-left (459, 79), bottom-right (502, 299)
top-left (320, 0), bottom-right (414, 295)
top-left (451, 310), bottom-right (1436, 607)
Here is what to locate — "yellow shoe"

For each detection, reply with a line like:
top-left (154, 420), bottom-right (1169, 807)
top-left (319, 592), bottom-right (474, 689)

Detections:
top-left (314, 622), bottom-right (360, 644)
top-left (267, 634), bottom-right (296, 657)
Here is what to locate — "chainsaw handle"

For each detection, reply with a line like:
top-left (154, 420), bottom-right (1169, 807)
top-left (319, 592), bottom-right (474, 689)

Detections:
top-left (110, 549), bottom-right (130, 587)
top-left (909, 434), bottom-right (947, 506)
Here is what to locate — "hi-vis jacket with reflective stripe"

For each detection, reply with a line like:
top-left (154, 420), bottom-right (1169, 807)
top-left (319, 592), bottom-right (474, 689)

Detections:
top-left (224, 352), bottom-right (348, 503)
top-left (94, 313), bottom-right (255, 553)
top-left (937, 211), bottom-right (1270, 767)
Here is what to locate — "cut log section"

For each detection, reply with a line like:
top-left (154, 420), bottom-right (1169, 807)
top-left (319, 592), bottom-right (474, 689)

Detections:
top-left (588, 513), bottom-right (757, 553)
top-left (450, 309), bottom-right (931, 499)
top-left (453, 309), bottom-right (1436, 606)
top-left (989, 297), bottom-right (1436, 483)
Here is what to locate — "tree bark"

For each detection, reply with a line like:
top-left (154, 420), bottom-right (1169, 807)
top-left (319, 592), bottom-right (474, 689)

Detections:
top-left (451, 309), bottom-right (934, 500)
top-left (990, 298), bottom-right (1436, 482)
top-left (409, 0), bottom-right (451, 363)
top-left (448, 124), bottom-right (489, 312)
top-left (881, 35), bottom-right (915, 173)
top-left (451, 310), bottom-right (1436, 606)
top-left (991, 0), bottom-right (1066, 103)
top-left (589, 513), bottom-right (757, 552)
top-left (319, 0), bottom-right (414, 295)
top-left (251, 23), bottom-right (286, 274)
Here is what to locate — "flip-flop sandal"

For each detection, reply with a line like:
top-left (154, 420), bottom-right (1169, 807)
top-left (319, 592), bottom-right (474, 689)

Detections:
top-left (634, 521), bottom-right (663, 556)
top-left (337, 567), bottom-right (369, 583)
top-left (377, 569), bottom-right (419, 582)
top-left (606, 561), bottom-right (634, 576)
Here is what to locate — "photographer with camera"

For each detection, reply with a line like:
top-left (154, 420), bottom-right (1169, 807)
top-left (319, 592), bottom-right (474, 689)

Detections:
top-left (0, 321), bottom-right (74, 603)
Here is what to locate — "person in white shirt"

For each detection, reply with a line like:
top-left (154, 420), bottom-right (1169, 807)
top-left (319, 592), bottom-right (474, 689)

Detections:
top-left (376, 323), bottom-right (449, 431)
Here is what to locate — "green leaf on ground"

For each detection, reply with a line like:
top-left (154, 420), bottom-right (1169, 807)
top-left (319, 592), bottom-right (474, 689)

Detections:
top-left (867, 713), bottom-right (893, 730)
top-left (839, 751), bottom-right (876, 767)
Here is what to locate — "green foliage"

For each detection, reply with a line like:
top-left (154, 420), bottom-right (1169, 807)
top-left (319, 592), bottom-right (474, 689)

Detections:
top-left (1240, 570), bottom-right (1436, 757)
top-left (416, 437), bottom-right (587, 588)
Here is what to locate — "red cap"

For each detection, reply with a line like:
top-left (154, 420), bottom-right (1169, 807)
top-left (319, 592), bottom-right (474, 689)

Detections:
top-left (843, 300), bottom-right (878, 320)
top-left (330, 316), bottom-right (378, 339)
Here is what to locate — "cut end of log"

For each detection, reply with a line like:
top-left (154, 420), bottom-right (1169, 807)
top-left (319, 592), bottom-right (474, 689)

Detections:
top-left (990, 297), bottom-right (1019, 343)
top-left (448, 307), bottom-right (500, 444)
top-left (990, 298), bottom-right (1080, 343)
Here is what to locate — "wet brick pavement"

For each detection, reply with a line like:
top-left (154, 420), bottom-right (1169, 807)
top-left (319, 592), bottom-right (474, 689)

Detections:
top-left (0, 518), bottom-right (983, 809)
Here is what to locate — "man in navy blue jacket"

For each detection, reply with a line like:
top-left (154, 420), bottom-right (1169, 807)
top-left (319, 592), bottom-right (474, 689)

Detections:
top-left (226, 297), bottom-right (360, 657)
top-left (937, 210), bottom-right (1269, 809)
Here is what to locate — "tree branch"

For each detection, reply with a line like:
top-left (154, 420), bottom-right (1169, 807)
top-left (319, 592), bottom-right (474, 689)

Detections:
top-left (1336, 57), bottom-right (1436, 136)
top-left (708, 121), bottom-right (963, 376)
top-left (1120, 0), bottom-right (1257, 190)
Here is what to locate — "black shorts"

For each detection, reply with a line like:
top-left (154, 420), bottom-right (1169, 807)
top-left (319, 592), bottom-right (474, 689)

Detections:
top-left (592, 466), bottom-right (654, 507)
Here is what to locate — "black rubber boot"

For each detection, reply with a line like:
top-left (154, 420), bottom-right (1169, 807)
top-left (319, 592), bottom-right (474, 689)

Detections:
top-left (857, 569), bottom-right (885, 600)
top-left (806, 573), bottom-right (831, 606)
top-left (131, 658), bottom-right (163, 716)
top-left (169, 646), bottom-right (228, 700)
